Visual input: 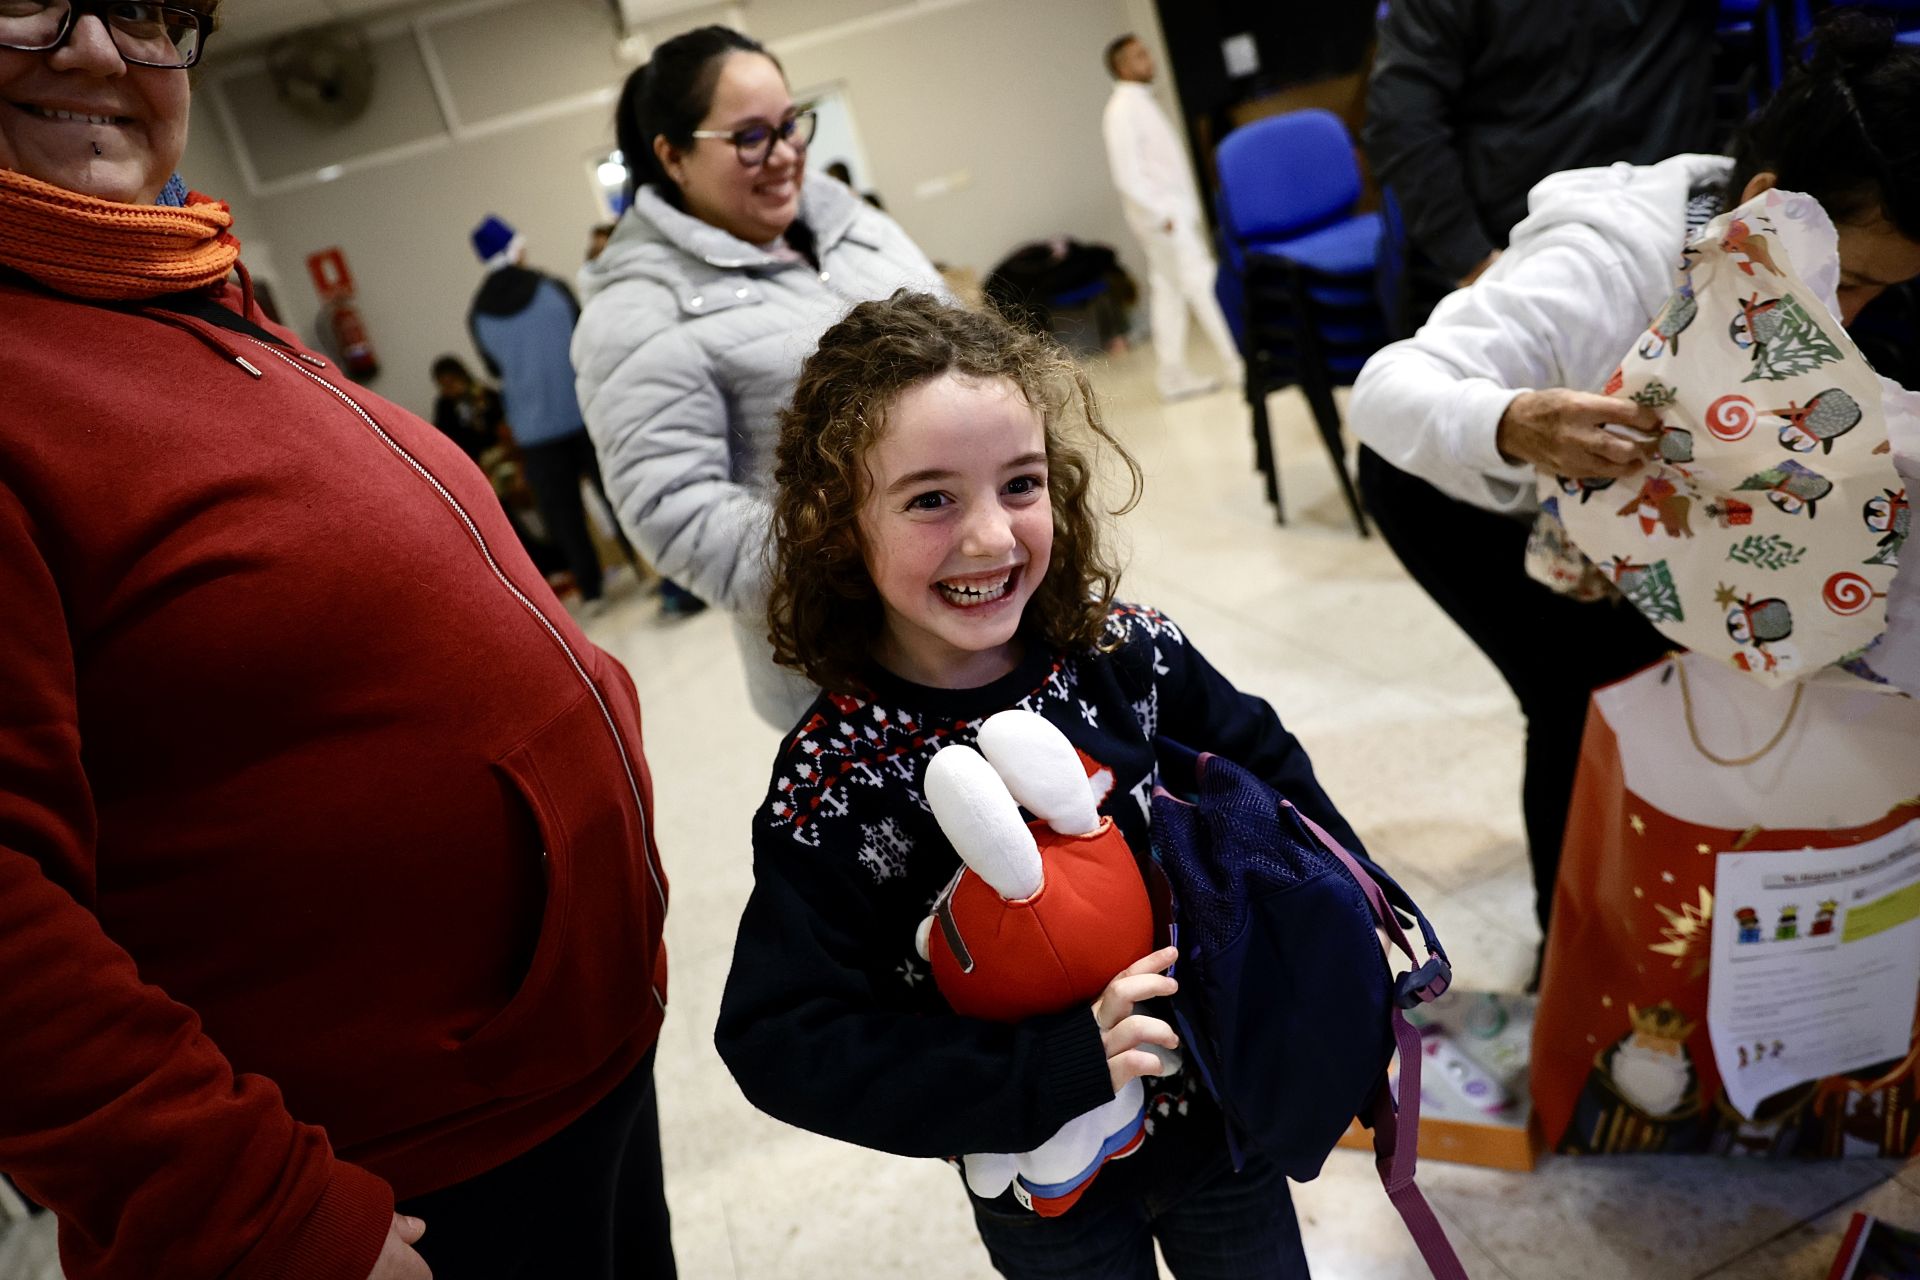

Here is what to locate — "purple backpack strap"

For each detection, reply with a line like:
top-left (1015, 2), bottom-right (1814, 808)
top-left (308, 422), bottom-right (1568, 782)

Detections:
top-left (1291, 808), bottom-right (1470, 1280)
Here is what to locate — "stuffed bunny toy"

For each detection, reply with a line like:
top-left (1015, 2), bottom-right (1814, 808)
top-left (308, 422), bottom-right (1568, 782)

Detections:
top-left (915, 709), bottom-right (1179, 1215)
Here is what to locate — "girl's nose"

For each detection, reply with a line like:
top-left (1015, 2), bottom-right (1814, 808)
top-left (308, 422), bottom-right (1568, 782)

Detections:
top-left (958, 505), bottom-right (1016, 558)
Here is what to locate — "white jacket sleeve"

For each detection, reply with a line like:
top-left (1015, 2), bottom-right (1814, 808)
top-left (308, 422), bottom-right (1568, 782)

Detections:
top-left (1349, 223), bottom-right (1656, 515)
top-left (576, 318), bottom-right (770, 614)
top-left (1102, 95), bottom-right (1180, 228)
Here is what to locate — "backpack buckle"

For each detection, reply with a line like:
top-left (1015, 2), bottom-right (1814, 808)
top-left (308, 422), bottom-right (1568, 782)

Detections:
top-left (1395, 955), bottom-right (1452, 1009)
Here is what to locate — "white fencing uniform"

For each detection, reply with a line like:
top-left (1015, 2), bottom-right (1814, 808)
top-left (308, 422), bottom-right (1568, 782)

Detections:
top-left (1102, 80), bottom-right (1241, 395)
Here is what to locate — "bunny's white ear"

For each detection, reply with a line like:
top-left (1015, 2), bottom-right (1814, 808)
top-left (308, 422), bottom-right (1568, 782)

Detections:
top-left (976, 710), bottom-right (1100, 836)
top-left (926, 745), bottom-right (1043, 900)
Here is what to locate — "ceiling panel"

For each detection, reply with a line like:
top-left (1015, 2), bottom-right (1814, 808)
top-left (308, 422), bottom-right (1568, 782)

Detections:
top-left (206, 0), bottom-right (724, 55)
top-left (208, 0), bottom-right (415, 52)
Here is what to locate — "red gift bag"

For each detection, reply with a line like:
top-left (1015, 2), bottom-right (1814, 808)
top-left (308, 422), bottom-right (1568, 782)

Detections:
top-left (1533, 654), bottom-right (1920, 1157)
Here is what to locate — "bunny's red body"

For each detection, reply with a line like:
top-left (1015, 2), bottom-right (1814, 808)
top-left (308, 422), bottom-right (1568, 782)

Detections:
top-left (929, 817), bottom-right (1153, 1021)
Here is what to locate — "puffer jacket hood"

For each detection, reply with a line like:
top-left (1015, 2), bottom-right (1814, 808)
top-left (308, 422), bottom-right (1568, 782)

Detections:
top-left (580, 174), bottom-right (867, 304)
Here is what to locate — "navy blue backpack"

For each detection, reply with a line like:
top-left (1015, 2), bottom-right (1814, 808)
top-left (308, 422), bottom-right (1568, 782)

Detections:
top-left (1149, 742), bottom-right (1468, 1279)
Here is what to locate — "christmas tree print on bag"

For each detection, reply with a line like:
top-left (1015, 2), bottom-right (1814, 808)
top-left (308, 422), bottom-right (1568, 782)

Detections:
top-left (1731, 293), bottom-right (1845, 382)
top-left (1537, 188), bottom-right (1909, 689)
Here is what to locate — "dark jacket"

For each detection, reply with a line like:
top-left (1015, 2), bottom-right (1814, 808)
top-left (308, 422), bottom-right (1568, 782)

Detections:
top-left (0, 272), bottom-right (667, 1280)
top-left (715, 605), bottom-right (1360, 1212)
top-left (1365, 0), bottom-right (1718, 281)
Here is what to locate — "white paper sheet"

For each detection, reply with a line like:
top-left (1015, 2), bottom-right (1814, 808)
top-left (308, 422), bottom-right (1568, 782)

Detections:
top-left (1708, 819), bottom-right (1920, 1118)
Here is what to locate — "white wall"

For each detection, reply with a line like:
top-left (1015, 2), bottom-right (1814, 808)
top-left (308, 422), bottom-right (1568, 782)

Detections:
top-left (776, 0), bottom-right (1145, 287)
top-left (184, 0), bottom-right (1171, 419)
top-left (186, 98), bottom-right (620, 393)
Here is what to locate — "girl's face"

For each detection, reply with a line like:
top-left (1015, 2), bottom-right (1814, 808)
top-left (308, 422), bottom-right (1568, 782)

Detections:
top-left (656, 52), bottom-right (804, 246)
top-left (857, 372), bottom-right (1053, 689)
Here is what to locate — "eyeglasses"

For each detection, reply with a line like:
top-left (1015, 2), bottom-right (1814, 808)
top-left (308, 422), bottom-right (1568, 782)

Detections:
top-left (689, 106), bottom-right (818, 167)
top-left (0, 0), bottom-right (210, 70)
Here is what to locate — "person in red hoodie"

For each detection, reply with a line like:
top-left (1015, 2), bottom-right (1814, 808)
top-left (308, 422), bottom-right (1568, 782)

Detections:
top-left (0, 4), bottom-right (674, 1278)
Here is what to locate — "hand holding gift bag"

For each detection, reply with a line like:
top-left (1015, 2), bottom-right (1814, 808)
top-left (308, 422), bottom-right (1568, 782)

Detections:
top-left (1531, 188), bottom-right (1917, 689)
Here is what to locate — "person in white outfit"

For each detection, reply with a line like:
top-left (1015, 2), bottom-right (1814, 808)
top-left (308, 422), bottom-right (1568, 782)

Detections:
top-left (1348, 14), bottom-right (1920, 958)
top-left (1101, 34), bottom-right (1243, 401)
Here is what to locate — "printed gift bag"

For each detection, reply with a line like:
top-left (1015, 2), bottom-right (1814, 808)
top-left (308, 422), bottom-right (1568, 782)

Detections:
top-left (1532, 654), bottom-right (1920, 1158)
top-left (1534, 189), bottom-right (1914, 687)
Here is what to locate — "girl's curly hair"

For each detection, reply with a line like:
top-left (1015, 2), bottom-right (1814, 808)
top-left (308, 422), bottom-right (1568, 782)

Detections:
top-left (767, 291), bottom-right (1142, 695)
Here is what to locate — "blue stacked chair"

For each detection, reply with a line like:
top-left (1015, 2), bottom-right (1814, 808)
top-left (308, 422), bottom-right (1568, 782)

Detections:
top-left (1373, 185), bottom-right (1412, 342)
top-left (1213, 108), bottom-right (1384, 534)
top-left (1713, 0), bottom-right (1766, 124)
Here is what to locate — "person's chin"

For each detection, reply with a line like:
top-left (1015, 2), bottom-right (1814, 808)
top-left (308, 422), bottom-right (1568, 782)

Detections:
top-left (26, 159), bottom-right (152, 204)
top-left (753, 184), bottom-right (799, 216)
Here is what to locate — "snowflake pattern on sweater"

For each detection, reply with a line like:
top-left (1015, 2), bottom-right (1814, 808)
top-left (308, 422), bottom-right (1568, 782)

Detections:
top-left (765, 604), bottom-right (1186, 883)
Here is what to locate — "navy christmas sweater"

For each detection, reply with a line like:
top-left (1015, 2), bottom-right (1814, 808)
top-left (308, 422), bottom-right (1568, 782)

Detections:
top-left (714, 605), bottom-right (1362, 1211)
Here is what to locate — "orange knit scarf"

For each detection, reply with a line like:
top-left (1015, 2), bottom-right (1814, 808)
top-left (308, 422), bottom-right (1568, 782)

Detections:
top-left (0, 167), bottom-right (240, 300)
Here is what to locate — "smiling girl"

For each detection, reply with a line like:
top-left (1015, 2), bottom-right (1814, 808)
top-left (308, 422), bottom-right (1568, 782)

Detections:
top-left (715, 292), bottom-right (1349, 1278)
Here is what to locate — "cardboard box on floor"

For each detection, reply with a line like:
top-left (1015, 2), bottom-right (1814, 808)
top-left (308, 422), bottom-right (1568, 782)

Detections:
top-left (1337, 989), bottom-right (1543, 1172)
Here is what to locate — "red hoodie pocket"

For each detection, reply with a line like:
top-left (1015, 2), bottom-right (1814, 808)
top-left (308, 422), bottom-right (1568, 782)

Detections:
top-left (456, 687), bottom-right (663, 1096)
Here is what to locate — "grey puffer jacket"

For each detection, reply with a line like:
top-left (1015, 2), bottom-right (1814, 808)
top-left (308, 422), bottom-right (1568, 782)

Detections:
top-left (574, 177), bottom-right (944, 728)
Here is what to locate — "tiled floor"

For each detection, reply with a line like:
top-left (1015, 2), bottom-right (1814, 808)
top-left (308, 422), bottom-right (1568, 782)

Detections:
top-left (3, 343), bottom-right (1907, 1278)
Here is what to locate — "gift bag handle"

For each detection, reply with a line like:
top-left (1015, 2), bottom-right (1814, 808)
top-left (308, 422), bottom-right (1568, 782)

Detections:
top-left (1674, 655), bottom-right (1805, 768)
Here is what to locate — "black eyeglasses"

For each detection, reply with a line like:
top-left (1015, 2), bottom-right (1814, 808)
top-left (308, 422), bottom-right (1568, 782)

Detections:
top-left (0, 0), bottom-right (210, 70)
top-left (689, 106), bottom-right (818, 167)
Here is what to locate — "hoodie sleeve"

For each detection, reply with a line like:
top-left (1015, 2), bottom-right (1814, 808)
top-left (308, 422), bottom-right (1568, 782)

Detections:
top-left (1349, 220), bottom-right (1653, 514)
top-left (1362, 0), bottom-right (1498, 281)
top-left (0, 483), bottom-right (393, 1280)
top-left (574, 302), bottom-right (770, 614)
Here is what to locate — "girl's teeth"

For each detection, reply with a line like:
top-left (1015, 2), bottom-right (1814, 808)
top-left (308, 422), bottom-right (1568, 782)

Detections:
top-left (937, 574), bottom-right (1013, 606)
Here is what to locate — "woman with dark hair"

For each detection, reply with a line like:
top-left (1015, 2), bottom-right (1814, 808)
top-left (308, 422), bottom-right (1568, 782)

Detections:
top-left (574, 24), bottom-right (946, 729)
top-left (1349, 11), bottom-right (1920, 954)
top-left (0, 2), bottom-right (673, 1276)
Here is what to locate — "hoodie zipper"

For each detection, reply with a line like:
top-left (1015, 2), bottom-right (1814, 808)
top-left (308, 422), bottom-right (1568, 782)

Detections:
top-left (242, 336), bottom-right (669, 1012)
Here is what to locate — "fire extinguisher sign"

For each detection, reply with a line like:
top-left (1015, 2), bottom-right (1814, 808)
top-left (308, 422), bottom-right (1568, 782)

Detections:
top-left (307, 247), bottom-right (356, 302)
top-left (305, 247), bottom-right (381, 380)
